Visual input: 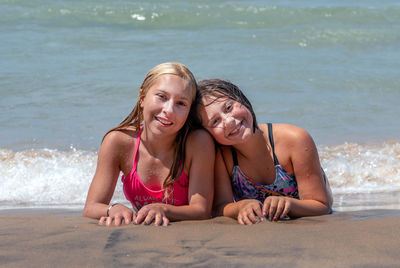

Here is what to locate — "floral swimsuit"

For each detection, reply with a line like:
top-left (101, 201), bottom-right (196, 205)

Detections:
top-left (231, 123), bottom-right (299, 202)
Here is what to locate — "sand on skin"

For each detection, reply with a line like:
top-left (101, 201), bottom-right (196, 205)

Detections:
top-left (0, 209), bottom-right (400, 267)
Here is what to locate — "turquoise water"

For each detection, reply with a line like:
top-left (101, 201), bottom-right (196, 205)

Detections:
top-left (1, 0), bottom-right (399, 209)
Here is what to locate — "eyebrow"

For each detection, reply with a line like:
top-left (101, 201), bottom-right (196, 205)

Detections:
top-left (156, 89), bottom-right (190, 101)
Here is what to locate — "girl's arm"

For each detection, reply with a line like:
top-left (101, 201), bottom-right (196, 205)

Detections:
top-left (134, 129), bottom-right (215, 224)
top-left (213, 148), bottom-right (264, 224)
top-left (82, 131), bottom-right (135, 226)
top-left (263, 125), bottom-right (332, 220)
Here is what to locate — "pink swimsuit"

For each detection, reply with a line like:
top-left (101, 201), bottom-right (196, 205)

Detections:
top-left (121, 127), bottom-right (189, 210)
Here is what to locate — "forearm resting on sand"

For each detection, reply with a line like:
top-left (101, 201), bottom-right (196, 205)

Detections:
top-left (214, 197), bottom-right (330, 224)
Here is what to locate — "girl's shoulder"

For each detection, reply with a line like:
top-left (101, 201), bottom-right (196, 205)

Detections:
top-left (101, 126), bottom-right (139, 152)
top-left (261, 123), bottom-right (315, 149)
top-left (186, 129), bottom-right (215, 151)
top-left (184, 129), bottom-right (216, 171)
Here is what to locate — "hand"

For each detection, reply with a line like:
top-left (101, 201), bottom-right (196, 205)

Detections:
top-left (262, 196), bottom-right (291, 222)
top-left (98, 204), bottom-right (136, 227)
top-left (237, 199), bottom-right (264, 225)
top-left (135, 203), bottom-right (169, 226)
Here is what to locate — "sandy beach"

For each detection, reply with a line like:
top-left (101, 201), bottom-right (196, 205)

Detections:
top-left (1, 209), bottom-right (400, 267)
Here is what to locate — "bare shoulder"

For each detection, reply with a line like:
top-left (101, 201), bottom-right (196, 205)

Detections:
top-left (185, 129), bottom-right (215, 162)
top-left (186, 128), bottom-right (215, 148)
top-left (271, 123), bottom-right (315, 148)
top-left (185, 129), bottom-right (216, 173)
top-left (101, 126), bottom-right (139, 154)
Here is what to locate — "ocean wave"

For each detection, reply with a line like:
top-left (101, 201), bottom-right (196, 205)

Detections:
top-left (1, 0), bottom-right (398, 52)
top-left (0, 141), bottom-right (399, 208)
top-left (0, 147), bottom-right (125, 208)
top-left (2, 1), bottom-right (399, 30)
top-left (319, 141), bottom-right (400, 194)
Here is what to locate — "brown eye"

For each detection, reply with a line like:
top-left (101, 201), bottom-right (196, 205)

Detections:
top-left (225, 102), bottom-right (233, 112)
top-left (177, 101), bottom-right (187, 107)
top-left (212, 118), bottom-right (219, 127)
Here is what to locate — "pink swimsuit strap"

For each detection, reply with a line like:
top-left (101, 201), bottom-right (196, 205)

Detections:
top-left (131, 126), bottom-right (142, 173)
top-left (121, 126), bottom-right (189, 209)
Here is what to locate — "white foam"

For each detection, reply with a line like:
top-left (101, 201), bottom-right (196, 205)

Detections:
top-left (320, 141), bottom-right (400, 194)
top-left (0, 148), bottom-right (126, 208)
top-left (131, 14), bottom-right (146, 21)
top-left (1, 141), bottom-right (399, 209)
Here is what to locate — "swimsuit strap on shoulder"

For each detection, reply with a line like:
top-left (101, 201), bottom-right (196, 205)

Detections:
top-left (132, 126), bottom-right (142, 172)
top-left (267, 123), bottom-right (279, 166)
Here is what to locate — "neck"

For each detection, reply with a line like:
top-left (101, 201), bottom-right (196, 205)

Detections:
top-left (140, 126), bottom-right (177, 157)
top-left (232, 128), bottom-right (268, 159)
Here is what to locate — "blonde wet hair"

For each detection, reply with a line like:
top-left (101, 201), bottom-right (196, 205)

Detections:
top-left (107, 62), bottom-right (197, 202)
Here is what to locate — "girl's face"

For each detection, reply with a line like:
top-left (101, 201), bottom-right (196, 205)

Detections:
top-left (140, 74), bottom-right (192, 136)
top-left (198, 96), bottom-right (254, 146)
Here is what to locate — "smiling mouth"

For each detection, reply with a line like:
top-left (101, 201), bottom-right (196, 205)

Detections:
top-left (155, 116), bottom-right (173, 126)
top-left (228, 121), bottom-right (243, 136)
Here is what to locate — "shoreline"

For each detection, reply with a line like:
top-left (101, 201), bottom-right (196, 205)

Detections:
top-left (1, 209), bottom-right (400, 267)
top-left (1, 206), bottom-right (400, 217)
top-left (2, 190), bottom-right (400, 216)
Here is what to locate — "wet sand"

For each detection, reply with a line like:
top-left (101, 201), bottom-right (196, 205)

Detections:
top-left (1, 209), bottom-right (400, 267)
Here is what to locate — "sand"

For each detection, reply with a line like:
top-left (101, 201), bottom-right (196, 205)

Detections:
top-left (1, 209), bottom-right (400, 267)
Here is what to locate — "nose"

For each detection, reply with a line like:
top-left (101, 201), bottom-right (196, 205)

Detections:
top-left (222, 114), bottom-right (235, 129)
top-left (163, 99), bottom-right (174, 115)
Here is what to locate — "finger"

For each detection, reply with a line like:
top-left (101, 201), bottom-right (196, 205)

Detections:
top-left (114, 215), bottom-right (122, 226)
top-left (123, 213), bottom-right (132, 225)
top-left (262, 198), bottom-right (271, 218)
top-left (135, 209), bottom-right (147, 225)
top-left (106, 217), bottom-right (113, 227)
top-left (144, 211), bottom-right (155, 225)
top-left (268, 200), bottom-right (278, 221)
top-left (154, 213), bottom-right (162, 226)
top-left (132, 213), bottom-right (138, 224)
top-left (253, 203), bottom-right (264, 221)
top-left (238, 215), bottom-right (244, 225)
top-left (247, 210), bottom-right (259, 224)
top-left (280, 201), bottom-right (291, 219)
top-left (242, 214), bottom-right (253, 225)
top-left (162, 216), bottom-right (169, 227)
top-left (273, 200), bottom-right (285, 222)
top-left (98, 216), bottom-right (106, 225)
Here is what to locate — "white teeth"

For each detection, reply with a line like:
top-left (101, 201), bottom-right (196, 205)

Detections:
top-left (229, 121), bottom-right (242, 136)
top-left (157, 117), bottom-right (173, 125)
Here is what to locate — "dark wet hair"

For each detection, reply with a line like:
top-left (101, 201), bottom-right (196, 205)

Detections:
top-left (194, 79), bottom-right (258, 133)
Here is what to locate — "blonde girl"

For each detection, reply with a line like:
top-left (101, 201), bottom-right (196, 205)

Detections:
top-left (83, 63), bottom-right (214, 226)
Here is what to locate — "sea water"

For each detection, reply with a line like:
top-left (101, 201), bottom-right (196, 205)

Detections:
top-left (1, 0), bottom-right (399, 211)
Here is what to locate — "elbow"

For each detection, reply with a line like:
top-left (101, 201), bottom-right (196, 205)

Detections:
top-left (199, 208), bottom-right (212, 220)
top-left (320, 196), bottom-right (333, 215)
top-left (82, 203), bottom-right (94, 218)
top-left (324, 202), bottom-right (333, 215)
top-left (196, 205), bottom-right (212, 220)
top-left (320, 205), bottom-right (331, 215)
top-left (316, 201), bottom-right (332, 216)
top-left (82, 206), bottom-right (90, 218)
top-left (199, 214), bottom-right (211, 220)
